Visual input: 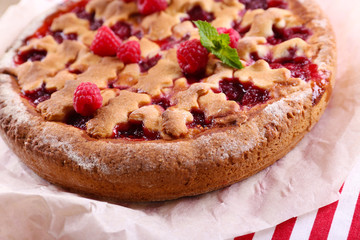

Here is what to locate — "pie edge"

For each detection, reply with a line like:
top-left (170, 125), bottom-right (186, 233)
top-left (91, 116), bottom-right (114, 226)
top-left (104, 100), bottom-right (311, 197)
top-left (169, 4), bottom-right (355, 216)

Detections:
top-left (0, 0), bottom-right (336, 202)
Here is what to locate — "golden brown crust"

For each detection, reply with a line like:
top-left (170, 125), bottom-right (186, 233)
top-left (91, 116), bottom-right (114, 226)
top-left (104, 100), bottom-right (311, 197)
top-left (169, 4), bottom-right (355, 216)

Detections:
top-left (0, 0), bottom-right (336, 201)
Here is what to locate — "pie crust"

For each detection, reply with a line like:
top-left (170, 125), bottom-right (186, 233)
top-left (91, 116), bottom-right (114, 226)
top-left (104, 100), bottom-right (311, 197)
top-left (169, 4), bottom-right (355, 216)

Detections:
top-left (0, 0), bottom-right (336, 201)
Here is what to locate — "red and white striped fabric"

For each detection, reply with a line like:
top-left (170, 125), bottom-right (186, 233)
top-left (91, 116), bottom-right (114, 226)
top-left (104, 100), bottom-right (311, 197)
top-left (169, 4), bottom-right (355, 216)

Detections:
top-left (235, 159), bottom-right (360, 240)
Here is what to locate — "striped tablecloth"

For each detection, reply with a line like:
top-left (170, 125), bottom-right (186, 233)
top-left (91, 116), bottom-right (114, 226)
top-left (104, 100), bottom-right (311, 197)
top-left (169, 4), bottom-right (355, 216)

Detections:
top-left (235, 158), bottom-right (360, 239)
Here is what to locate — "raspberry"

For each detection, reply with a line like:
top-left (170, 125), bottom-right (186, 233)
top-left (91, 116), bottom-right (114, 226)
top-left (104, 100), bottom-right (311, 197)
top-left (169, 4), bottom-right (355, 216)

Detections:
top-left (117, 41), bottom-right (141, 64)
top-left (137, 0), bottom-right (168, 15)
top-left (90, 26), bottom-right (122, 57)
top-left (217, 27), bottom-right (240, 48)
top-left (177, 39), bottom-right (209, 76)
top-left (73, 82), bottom-right (103, 116)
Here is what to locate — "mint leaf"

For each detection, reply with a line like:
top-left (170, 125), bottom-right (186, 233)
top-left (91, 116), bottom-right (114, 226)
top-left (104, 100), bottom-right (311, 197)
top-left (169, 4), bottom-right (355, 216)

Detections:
top-left (218, 33), bottom-right (231, 47)
top-left (194, 21), bottom-right (218, 50)
top-left (194, 20), bottom-right (243, 70)
top-left (214, 46), bottom-right (243, 69)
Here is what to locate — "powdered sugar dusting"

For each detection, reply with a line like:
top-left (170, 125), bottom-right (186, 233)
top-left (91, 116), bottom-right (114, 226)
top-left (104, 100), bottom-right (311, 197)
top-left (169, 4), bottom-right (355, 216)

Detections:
top-left (0, 76), bottom-right (30, 125)
top-left (312, 19), bottom-right (328, 28)
top-left (0, 41), bottom-right (30, 125)
top-left (264, 88), bottom-right (312, 124)
top-left (38, 126), bottom-right (106, 172)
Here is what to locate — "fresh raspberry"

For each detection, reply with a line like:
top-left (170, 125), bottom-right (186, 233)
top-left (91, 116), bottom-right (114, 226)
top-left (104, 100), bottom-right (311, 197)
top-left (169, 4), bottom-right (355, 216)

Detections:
top-left (177, 39), bottom-right (209, 76)
top-left (117, 41), bottom-right (141, 64)
top-left (73, 82), bottom-right (103, 116)
top-left (137, 0), bottom-right (168, 15)
top-left (90, 26), bottom-right (122, 56)
top-left (217, 27), bottom-right (240, 48)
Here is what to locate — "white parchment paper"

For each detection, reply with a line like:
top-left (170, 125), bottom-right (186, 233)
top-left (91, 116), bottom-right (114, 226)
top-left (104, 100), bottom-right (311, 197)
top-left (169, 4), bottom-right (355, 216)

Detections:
top-left (1, 0), bottom-right (360, 239)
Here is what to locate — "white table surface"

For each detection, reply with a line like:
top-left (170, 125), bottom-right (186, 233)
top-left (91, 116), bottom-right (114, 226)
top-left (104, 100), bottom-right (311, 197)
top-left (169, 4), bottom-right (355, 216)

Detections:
top-left (0, 0), bottom-right (20, 16)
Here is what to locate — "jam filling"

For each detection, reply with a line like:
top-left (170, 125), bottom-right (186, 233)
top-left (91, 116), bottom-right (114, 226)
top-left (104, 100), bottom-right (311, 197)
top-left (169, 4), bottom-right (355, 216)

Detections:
top-left (156, 35), bottom-right (190, 51)
top-left (267, 26), bottom-right (312, 45)
top-left (269, 56), bottom-right (326, 104)
top-left (111, 22), bottom-right (133, 41)
top-left (219, 78), bottom-right (270, 106)
top-left (249, 52), bottom-right (272, 63)
top-left (152, 96), bottom-right (172, 110)
top-left (267, 0), bottom-right (288, 9)
top-left (139, 54), bottom-right (162, 72)
top-left (21, 84), bottom-right (55, 107)
top-left (113, 123), bottom-right (160, 140)
top-left (14, 49), bottom-right (48, 65)
top-left (110, 21), bottom-right (143, 41)
top-left (185, 73), bottom-right (206, 85)
top-left (51, 31), bottom-right (78, 44)
top-left (187, 110), bottom-right (213, 128)
top-left (66, 112), bottom-right (92, 130)
top-left (270, 56), bottom-right (321, 82)
top-left (186, 6), bottom-right (215, 22)
top-left (72, 4), bottom-right (103, 31)
top-left (247, 46), bottom-right (326, 104)
top-left (233, 24), bottom-right (250, 38)
top-left (239, 0), bottom-right (288, 10)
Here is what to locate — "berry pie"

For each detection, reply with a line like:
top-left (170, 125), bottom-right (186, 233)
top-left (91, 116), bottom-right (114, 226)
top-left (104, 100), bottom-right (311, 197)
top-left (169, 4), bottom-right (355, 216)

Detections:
top-left (0, 0), bottom-right (336, 201)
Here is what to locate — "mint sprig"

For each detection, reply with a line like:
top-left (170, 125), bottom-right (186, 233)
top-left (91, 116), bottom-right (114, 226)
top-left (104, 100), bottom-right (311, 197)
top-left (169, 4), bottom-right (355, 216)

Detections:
top-left (194, 20), bottom-right (243, 70)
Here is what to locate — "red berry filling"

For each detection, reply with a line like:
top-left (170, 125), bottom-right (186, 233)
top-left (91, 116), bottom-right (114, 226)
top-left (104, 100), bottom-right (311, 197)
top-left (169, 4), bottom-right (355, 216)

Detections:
top-left (267, 26), bottom-right (312, 45)
top-left (66, 112), bottom-right (92, 130)
top-left (249, 52), bottom-right (272, 63)
top-left (240, 0), bottom-right (267, 10)
top-left (185, 75), bottom-right (206, 85)
top-left (139, 54), bottom-right (162, 72)
top-left (156, 35), bottom-right (190, 51)
top-left (21, 84), bottom-right (55, 107)
top-left (239, 0), bottom-right (288, 10)
top-left (152, 96), bottom-right (172, 110)
top-left (14, 49), bottom-right (48, 65)
top-left (270, 56), bottom-right (321, 82)
top-left (245, 48), bottom-right (327, 104)
top-left (232, 24), bottom-right (250, 38)
top-left (51, 31), bottom-right (78, 44)
top-left (117, 41), bottom-right (141, 64)
top-left (269, 55), bottom-right (326, 104)
top-left (113, 123), bottom-right (160, 140)
top-left (219, 78), bottom-right (270, 106)
top-left (267, 0), bottom-right (288, 9)
top-left (186, 6), bottom-right (215, 22)
top-left (73, 82), bottom-right (103, 116)
top-left (187, 110), bottom-right (213, 128)
top-left (111, 22), bottom-right (132, 40)
top-left (177, 39), bottom-right (209, 76)
top-left (137, 0), bottom-right (168, 15)
top-left (72, 4), bottom-right (103, 31)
